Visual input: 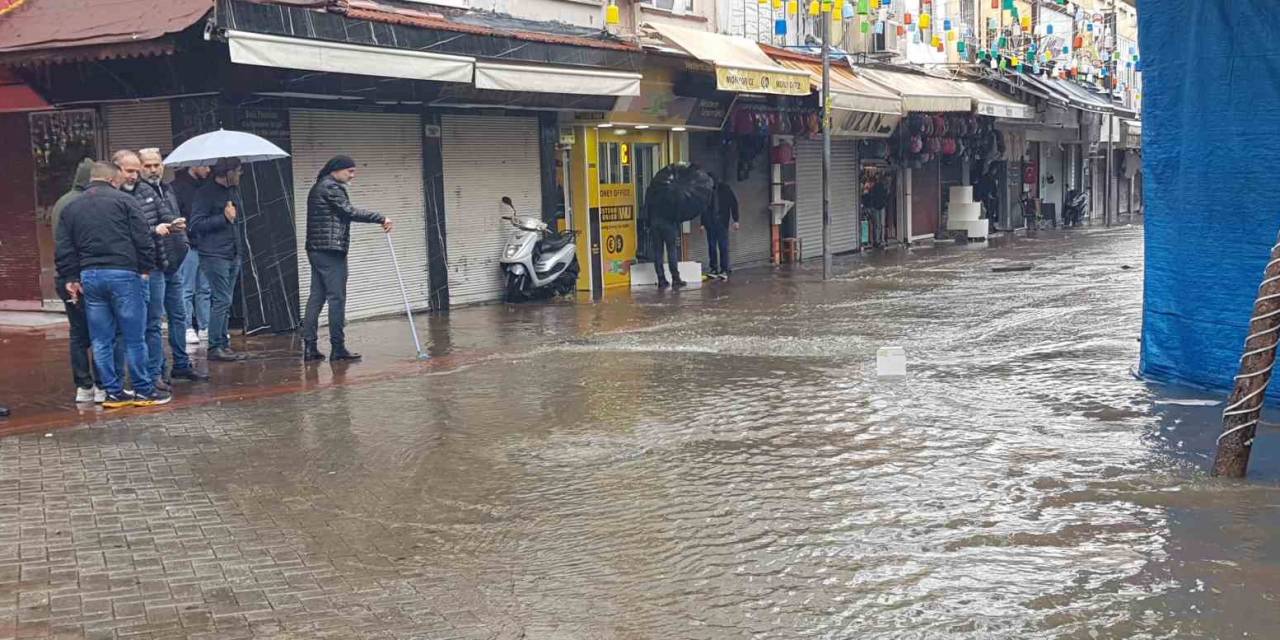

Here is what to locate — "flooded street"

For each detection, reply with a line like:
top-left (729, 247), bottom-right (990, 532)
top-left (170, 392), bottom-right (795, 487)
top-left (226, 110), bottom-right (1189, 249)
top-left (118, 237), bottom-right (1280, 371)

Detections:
top-left (4, 225), bottom-right (1280, 639)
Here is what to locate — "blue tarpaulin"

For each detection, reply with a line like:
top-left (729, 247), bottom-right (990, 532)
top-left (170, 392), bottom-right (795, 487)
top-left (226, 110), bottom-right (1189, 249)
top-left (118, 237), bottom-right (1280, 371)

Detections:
top-left (1139, 1), bottom-right (1280, 397)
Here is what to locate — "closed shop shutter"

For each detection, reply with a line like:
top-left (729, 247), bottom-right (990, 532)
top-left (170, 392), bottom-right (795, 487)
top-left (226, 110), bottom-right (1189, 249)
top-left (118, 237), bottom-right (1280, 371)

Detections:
top-left (795, 139), bottom-right (859, 260)
top-left (104, 101), bottom-right (174, 155)
top-left (290, 109), bottom-right (428, 321)
top-left (441, 114), bottom-right (541, 305)
top-left (688, 135), bottom-right (772, 270)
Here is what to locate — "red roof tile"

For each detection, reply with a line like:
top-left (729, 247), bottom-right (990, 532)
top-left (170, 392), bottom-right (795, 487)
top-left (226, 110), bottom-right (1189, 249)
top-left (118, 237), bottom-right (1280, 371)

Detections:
top-left (0, 0), bottom-right (211, 55)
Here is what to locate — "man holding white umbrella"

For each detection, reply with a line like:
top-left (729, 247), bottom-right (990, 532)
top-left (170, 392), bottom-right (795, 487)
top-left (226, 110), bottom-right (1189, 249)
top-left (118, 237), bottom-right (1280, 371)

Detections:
top-left (189, 158), bottom-right (248, 362)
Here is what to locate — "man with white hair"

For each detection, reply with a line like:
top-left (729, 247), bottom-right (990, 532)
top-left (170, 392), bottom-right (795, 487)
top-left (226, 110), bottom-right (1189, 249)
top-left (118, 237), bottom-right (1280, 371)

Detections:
top-left (138, 148), bottom-right (204, 383)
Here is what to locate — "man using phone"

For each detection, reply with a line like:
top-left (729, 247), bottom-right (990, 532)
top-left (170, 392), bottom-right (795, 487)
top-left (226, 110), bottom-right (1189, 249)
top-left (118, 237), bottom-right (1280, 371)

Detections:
top-left (138, 148), bottom-right (203, 382)
top-left (189, 158), bottom-right (248, 362)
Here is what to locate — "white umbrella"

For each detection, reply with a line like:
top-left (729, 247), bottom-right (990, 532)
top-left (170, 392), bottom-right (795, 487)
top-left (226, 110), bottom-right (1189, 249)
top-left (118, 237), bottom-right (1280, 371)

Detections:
top-left (162, 129), bottom-right (289, 168)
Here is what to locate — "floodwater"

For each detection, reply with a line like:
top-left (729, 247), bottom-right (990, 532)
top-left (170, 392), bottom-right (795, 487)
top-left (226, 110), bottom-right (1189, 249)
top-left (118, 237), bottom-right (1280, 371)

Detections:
top-left (5, 225), bottom-right (1280, 639)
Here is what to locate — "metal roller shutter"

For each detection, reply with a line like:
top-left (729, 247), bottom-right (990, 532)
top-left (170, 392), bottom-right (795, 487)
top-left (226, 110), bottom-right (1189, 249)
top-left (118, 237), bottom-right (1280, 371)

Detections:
top-left (441, 114), bottom-right (541, 305)
top-left (290, 109), bottom-right (428, 321)
top-left (688, 137), bottom-right (773, 271)
top-left (796, 139), bottom-right (860, 260)
top-left (104, 101), bottom-right (174, 155)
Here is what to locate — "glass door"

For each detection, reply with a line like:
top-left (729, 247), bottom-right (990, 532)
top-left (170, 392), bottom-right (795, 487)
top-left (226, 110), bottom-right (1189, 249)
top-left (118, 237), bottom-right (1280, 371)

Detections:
top-left (632, 143), bottom-right (662, 263)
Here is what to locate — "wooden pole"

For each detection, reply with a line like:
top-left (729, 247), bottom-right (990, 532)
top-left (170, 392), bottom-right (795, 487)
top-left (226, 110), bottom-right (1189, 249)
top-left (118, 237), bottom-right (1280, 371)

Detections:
top-left (1213, 234), bottom-right (1280, 478)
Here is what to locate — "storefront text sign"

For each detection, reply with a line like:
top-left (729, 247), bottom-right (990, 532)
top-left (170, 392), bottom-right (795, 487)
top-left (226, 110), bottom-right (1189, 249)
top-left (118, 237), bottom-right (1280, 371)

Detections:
top-left (599, 184), bottom-right (637, 288)
top-left (715, 67), bottom-right (809, 96)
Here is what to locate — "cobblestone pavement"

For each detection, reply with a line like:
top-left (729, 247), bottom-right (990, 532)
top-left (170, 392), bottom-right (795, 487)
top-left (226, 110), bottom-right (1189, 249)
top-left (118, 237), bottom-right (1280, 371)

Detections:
top-left (4, 226), bottom-right (1279, 640)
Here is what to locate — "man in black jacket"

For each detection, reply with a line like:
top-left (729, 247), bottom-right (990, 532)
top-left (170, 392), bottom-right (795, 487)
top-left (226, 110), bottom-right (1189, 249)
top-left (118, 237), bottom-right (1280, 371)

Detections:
top-left (55, 161), bottom-right (170, 408)
top-left (118, 149), bottom-right (180, 389)
top-left (190, 158), bottom-right (248, 362)
top-left (172, 165), bottom-right (211, 344)
top-left (301, 155), bottom-right (393, 362)
top-left (139, 148), bottom-right (203, 383)
top-left (699, 177), bottom-right (739, 280)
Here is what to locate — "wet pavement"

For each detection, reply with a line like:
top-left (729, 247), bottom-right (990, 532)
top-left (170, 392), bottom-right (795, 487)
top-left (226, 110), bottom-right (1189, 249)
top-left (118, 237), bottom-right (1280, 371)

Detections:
top-left (3, 225), bottom-right (1279, 639)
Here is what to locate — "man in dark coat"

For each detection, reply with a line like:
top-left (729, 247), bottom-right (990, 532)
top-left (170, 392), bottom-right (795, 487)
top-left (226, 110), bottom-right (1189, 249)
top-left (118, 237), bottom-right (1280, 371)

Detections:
top-left (189, 158), bottom-right (247, 362)
top-left (301, 155), bottom-right (393, 362)
top-left (55, 161), bottom-right (169, 408)
top-left (699, 177), bottom-right (739, 280)
top-left (139, 148), bottom-right (203, 383)
top-left (171, 165), bottom-right (211, 343)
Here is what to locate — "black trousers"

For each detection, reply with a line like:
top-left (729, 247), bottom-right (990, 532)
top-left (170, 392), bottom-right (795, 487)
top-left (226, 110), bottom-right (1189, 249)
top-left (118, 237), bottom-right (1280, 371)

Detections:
top-left (57, 278), bottom-right (122, 389)
top-left (302, 249), bottom-right (350, 345)
top-left (650, 222), bottom-right (681, 284)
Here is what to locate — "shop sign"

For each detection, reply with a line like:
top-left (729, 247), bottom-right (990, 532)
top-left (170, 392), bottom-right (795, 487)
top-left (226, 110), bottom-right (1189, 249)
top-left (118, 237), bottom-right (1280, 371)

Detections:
top-left (559, 127), bottom-right (576, 145)
top-left (975, 102), bottom-right (1035, 120)
top-left (685, 95), bottom-right (736, 130)
top-left (715, 67), bottom-right (809, 96)
top-left (831, 110), bottom-right (899, 138)
top-left (599, 184), bottom-right (637, 288)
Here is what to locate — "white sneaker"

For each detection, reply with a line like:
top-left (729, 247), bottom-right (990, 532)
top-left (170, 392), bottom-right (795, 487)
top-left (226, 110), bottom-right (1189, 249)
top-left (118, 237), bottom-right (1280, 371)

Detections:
top-left (75, 387), bottom-right (94, 403)
top-left (186, 329), bottom-right (200, 345)
top-left (94, 387), bottom-right (107, 404)
top-left (198, 329), bottom-right (209, 342)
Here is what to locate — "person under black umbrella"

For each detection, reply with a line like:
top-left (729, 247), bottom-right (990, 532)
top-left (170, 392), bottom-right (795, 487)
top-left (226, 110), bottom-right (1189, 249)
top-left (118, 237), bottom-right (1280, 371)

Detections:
top-left (643, 163), bottom-right (714, 290)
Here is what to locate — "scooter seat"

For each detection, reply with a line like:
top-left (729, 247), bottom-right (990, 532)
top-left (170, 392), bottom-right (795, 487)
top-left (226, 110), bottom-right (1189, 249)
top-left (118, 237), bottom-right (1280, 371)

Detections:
top-left (539, 232), bottom-right (573, 252)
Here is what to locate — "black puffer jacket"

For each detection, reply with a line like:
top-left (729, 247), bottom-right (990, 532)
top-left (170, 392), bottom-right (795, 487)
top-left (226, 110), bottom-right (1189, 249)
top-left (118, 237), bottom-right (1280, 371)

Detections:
top-left (131, 180), bottom-right (179, 273)
top-left (305, 175), bottom-right (384, 254)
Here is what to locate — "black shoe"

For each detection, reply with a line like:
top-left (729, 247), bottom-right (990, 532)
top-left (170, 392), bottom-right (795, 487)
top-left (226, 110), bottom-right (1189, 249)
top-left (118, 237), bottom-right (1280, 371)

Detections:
top-left (169, 367), bottom-right (208, 382)
top-left (132, 389), bottom-right (172, 407)
top-left (208, 347), bottom-right (245, 362)
top-left (0, 405), bottom-right (8, 418)
top-left (657, 280), bottom-right (670, 290)
top-left (672, 279), bottom-right (688, 289)
top-left (303, 342), bottom-right (326, 362)
top-left (102, 391), bottom-right (135, 409)
top-left (153, 379), bottom-right (172, 392)
top-left (330, 344), bottom-right (362, 361)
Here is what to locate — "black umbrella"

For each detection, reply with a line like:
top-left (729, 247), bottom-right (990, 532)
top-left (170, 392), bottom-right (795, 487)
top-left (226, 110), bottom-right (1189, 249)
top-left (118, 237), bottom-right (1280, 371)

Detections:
top-left (643, 163), bottom-right (715, 225)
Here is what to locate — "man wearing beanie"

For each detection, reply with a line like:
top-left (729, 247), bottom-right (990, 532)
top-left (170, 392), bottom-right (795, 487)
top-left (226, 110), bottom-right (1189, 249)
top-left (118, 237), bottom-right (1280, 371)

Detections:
top-left (301, 155), bottom-right (393, 362)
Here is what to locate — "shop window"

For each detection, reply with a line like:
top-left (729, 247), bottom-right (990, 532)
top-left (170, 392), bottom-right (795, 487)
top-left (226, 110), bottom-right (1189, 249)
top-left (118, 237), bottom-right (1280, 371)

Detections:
top-left (598, 142), bottom-right (632, 185)
top-left (641, 0), bottom-right (695, 14)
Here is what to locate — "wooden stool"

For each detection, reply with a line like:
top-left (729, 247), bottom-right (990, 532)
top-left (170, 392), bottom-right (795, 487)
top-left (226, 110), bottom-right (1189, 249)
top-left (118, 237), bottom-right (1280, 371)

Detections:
top-left (780, 237), bottom-right (801, 264)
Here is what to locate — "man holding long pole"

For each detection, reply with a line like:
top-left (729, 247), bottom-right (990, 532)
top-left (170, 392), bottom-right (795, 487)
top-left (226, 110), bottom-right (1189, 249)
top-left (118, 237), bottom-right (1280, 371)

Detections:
top-left (301, 155), bottom-right (393, 362)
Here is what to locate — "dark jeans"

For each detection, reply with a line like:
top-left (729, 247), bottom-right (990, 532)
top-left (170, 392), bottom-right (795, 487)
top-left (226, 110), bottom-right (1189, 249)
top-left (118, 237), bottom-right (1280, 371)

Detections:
top-left (81, 269), bottom-right (152, 396)
top-left (57, 278), bottom-right (123, 390)
top-left (651, 222), bottom-right (680, 284)
top-left (302, 250), bottom-right (350, 345)
top-left (200, 255), bottom-right (240, 351)
top-left (144, 273), bottom-right (165, 382)
top-left (706, 224), bottom-right (730, 274)
top-left (163, 271), bottom-right (191, 371)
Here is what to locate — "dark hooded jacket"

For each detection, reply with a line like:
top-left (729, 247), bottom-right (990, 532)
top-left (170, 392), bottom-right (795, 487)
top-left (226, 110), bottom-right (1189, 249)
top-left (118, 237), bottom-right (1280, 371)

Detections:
top-left (55, 182), bottom-right (156, 281)
top-left (50, 159), bottom-right (94, 236)
top-left (305, 175), bottom-right (384, 254)
top-left (130, 179), bottom-right (180, 273)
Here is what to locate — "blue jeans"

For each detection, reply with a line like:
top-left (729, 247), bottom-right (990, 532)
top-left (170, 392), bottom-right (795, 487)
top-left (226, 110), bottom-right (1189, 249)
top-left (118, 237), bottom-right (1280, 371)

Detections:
top-left (706, 224), bottom-right (730, 274)
top-left (164, 271), bottom-right (191, 371)
top-left (179, 249), bottom-right (210, 332)
top-left (81, 269), bottom-right (152, 396)
top-left (200, 255), bottom-right (240, 351)
top-left (145, 274), bottom-right (166, 383)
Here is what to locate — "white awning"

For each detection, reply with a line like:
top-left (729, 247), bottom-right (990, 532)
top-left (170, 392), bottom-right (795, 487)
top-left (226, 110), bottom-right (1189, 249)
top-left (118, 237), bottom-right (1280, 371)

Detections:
top-left (773, 57), bottom-right (901, 115)
top-left (856, 67), bottom-right (974, 112)
top-left (952, 81), bottom-right (1035, 120)
top-left (227, 30), bottom-right (475, 84)
top-left (646, 22), bottom-right (809, 96)
top-left (474, 61), bottom-right (641, 97)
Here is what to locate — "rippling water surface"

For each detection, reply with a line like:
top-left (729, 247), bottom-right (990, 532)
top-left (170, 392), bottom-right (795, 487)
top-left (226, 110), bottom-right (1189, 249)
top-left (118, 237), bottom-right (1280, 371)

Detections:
top-left (16, 226), bottom-right (1280, 639)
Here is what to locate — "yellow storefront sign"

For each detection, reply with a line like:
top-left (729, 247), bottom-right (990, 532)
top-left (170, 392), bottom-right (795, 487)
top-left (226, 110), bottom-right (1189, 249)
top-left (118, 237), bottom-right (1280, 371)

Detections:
top-left (715, 66), bottom-right (809, 96)
top-left (599, 183), bottom-right (637, 289)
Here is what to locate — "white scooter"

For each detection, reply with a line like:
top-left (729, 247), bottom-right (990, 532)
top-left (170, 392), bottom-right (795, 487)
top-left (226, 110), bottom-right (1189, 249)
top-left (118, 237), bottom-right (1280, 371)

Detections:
top-left (499, 197), bottom-right (579, 302)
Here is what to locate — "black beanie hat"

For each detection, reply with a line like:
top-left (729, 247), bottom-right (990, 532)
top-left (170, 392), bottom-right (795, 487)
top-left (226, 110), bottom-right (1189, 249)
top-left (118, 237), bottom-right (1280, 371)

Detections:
top-left (318, 155), bottom-right (357, 181)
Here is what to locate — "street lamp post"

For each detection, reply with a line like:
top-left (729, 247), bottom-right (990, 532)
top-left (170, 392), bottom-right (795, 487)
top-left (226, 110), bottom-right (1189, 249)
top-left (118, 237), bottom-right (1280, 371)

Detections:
top-left (820, 0), bottom-right (832, 280)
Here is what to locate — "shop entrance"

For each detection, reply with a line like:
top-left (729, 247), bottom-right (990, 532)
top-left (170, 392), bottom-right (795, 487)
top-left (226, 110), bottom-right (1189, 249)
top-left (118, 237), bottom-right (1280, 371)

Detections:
top-left (632, 142), bottom-right (662, 264)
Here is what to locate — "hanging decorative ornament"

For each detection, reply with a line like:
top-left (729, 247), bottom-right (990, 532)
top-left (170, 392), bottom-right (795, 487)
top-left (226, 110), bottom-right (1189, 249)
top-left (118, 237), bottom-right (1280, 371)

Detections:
top-left (997, 35), bottom-right (1007, 48)
top-left (861, 18), bottom-right (871, 33)
top-left (903, 11), bottom-right (912, 24)
top-left (1011, 55), bottom-right (1020, 66)
top-left (809, 0), bottom-right (819, 15)
top-left (943, 18), bottom-right (952, 31)
top-left (958, 41), bottom-right (967, 54)
top-left (991, 0), bottom-right (998, 8)
top-left (947, 30), bottom-right (957, 41)
top-left (1087, 22), bottom-right (1094, 32)
top-left (1020, 15), bottom-right (1031, 30)
top-left (605, 0), bottom-right (620, 25)
top-left (787, 0), bottom-right (797, 14)
top-left (1010, 6), bottom-right (1019, 21)
top-left (772, 0), bottom-right (782, 9)
top-left (1063, 45), bottom-right (1070, 54)
top-left (907, 21), bottom-right (916, 32)
top-left (1045, 48), bottom-right (1053, 60)
top-left (919, 13), bottom-right (931, 29)
top-left (870, 0), bottom-right (880, 8)
top-left (759, 0), bottom-right (767, 5)
top-left (856, 0), bottom-right (869, 14)
top-left (1073, 35), bottom-right (1084, 48)
top-left (821, 0), bottom-right (833, 12)
top-left (1046, 23), bottom-right (1053, 35)
top-left (842, 0), bottom-right (854, 18)
top-left (1002, 0), bottom-right (1013, 9)
top-left (897, 25), bottom-right (906, 36)
top-left (776, 17), bottom-right (787, 34)
top-left (931, 34), bottom-right (941, 47)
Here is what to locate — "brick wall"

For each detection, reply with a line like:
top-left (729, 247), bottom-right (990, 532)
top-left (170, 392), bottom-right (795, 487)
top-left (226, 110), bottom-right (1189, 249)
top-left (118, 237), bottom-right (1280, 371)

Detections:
top-left (0, 112), bottom-right (40, 307)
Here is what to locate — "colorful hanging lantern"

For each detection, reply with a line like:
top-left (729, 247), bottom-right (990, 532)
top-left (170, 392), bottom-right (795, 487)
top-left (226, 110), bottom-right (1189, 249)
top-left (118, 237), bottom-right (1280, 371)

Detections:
top-left (958, 41), bottom-right (967, 54)
top-left (896, 25), bottom-right (906, 36)
top-left (821, 0), bottom-right (833, 13)
top-left (606, 0), bottom-right (620, 25)
top-left (1020, 15), bottom-right (1031, 30)
top-left (997, 35), bottom-right (1007, 48)
top-left (809, 0), bottom-right (819, 15)
top-left (1073, 35), bottom-right (1084, 48)
top-left (1002, 0), bottom-right (1013, 9)
top-left (787, 0), bottom-right (797, 14)
top-left (860, 18), bottom-right (870, 33)
top-left (947, 30), bottom-right (957, 41)
top-left (1063, 46), bottom-right (1070, 54)
top-left (758, 0), bottom-right (767, 5)
top-left (775, 18), bottom-right (786, 34)
top-left (943, 18), bottom-right (952, 31)
top-left (1010, 6), bottom-right (1019, 20)
top-left (919, 13), bottom-right (931, 29)
top-left (1087, 22), bottom-right (1094, 32)
top-left (991, 0), bottom-right (998, 8)
top-left (870, 0), bottom-right (880, 8)
top-left (907, 22), bottom-right (916, 32)
top-left (1046, 24), bottom-right (1053, 35)
top-left (903, 11), bottom-right (912, 24)
top-left (931, 34), bottom-right (941, 47)
top-left (856, 0), bottom-right (869, 15)
top-left (772, 0), bottom-right (782, 9)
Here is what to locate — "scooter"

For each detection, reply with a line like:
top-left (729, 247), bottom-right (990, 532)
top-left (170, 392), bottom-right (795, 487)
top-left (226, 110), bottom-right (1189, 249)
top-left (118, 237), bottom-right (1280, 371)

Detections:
top-left (1063, 189), bottom-right (1090, 228)
top-left (499, 197), bottom-right (579, 303)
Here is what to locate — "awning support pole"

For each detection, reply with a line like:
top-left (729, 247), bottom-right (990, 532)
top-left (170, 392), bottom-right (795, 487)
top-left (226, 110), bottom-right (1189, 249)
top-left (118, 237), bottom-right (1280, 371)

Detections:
top-left (821, 7), bottom-right (832, 281)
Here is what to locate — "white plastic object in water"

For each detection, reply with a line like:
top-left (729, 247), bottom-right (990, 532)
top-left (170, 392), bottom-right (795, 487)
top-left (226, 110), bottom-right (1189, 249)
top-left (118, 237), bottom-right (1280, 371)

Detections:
top-left (876, 346), bottom-right (907, 378)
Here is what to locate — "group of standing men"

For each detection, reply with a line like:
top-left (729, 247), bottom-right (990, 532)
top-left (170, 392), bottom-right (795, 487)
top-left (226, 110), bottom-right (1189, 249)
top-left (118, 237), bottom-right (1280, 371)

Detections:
top-left (42, 148), bottom-right (391, 412)
top-left (52, 150), bottom-right (251, 408)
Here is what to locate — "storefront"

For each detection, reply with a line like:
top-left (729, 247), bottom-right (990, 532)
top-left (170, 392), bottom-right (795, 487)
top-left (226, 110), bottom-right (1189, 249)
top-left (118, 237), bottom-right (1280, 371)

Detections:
top-left (687, 129), bottom-right (772, 270)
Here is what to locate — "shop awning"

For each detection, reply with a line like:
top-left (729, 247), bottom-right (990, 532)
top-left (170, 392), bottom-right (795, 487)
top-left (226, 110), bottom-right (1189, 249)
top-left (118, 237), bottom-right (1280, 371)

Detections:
top-left (474, 61), bottom-right (641, 97)
top-left (1121, 119), bottom-right (1142, 148)
top-left (0, 0), bottom-right (210, 63)
top-left (856, 67), bottom-right (974, 112)
top-left (227, 30), bottom-right (475, 84)
top-left (770, 56), bottom-right (901, 115)
top-left (1045, 77), bottom-right (1115, 113)
top-left (0, 69), bottom-right (49, 112)
top-left (952, 81), bottom-right (1034, 120)
top-left (645, 22), bottom-right (809, 96)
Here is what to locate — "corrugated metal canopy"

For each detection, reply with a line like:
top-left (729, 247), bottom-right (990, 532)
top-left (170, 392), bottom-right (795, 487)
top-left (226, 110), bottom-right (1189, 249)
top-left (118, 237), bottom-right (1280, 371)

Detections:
top-left (951, 81), bottom-right (1034, 120)
top-left (0, 0), bottom-right (210, 57)
top-left (771, 55), bottom-right (901, 115)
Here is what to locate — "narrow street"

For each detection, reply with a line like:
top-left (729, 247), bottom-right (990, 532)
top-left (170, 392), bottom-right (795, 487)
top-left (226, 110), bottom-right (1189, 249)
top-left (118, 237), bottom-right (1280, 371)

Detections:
top-left (3, 226), bottom-right (1278, 639)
